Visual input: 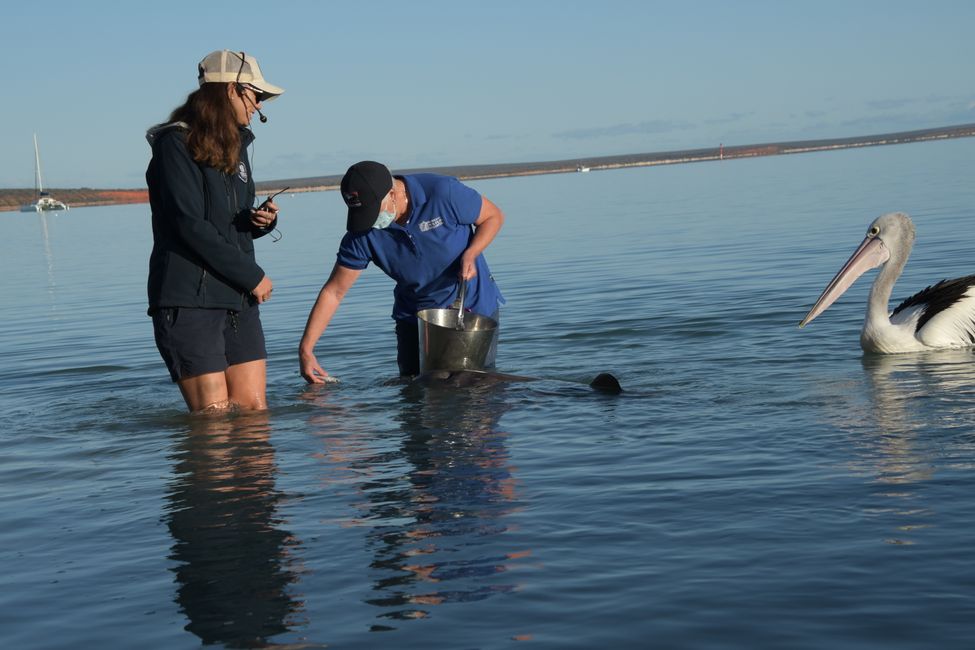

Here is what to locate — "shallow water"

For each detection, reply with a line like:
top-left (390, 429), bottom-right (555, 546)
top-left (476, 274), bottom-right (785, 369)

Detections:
top-left (4, 138), bottom-right (975, 648)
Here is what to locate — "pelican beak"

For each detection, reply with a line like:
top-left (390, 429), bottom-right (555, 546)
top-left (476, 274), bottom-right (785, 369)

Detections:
top-left (799, 235), bottom-right (890, 327)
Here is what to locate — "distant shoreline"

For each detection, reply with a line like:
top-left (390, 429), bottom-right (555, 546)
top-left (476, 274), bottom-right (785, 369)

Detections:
top-left (3, 122), bottom-right (974, 212)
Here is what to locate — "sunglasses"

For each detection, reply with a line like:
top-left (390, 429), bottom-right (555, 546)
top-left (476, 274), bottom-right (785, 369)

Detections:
top-left (239, 84), bottom-right (268, 102)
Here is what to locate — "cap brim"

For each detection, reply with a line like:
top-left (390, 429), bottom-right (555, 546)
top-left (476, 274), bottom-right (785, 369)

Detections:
top-left (251, 81), bottom-right (284, 103)
top-left (346, 204), bottom-right (380, 233)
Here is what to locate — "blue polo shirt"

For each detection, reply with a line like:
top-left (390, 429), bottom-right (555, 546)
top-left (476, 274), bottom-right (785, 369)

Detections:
top-left (336, 173), bottom-right (504, 321)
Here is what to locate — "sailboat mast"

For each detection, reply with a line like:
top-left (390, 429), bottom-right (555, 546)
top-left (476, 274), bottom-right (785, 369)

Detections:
top-left (33, 133), bottom-right (43, 195)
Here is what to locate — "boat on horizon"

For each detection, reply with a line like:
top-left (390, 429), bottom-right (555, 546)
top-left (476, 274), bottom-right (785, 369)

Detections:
top-left (576, 165), bottom-right (590, 173)
top-left (20, 134), bottom-right (69, 213)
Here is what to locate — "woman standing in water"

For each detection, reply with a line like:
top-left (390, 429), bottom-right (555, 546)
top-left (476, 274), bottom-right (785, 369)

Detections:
top-left (146, 50), bottom-right (284, 412)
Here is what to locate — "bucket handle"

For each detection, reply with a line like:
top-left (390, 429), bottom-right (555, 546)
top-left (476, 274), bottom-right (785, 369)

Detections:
top-left (456, 279), bottom-right (467, 330)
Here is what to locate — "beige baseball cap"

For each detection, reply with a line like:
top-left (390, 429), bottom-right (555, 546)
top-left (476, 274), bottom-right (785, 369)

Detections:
top-left (197, 50), bottom-right (284, 102)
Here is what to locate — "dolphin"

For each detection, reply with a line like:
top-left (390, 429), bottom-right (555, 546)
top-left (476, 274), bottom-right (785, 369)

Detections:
top-left (412, 369), bottom-right (623, 394)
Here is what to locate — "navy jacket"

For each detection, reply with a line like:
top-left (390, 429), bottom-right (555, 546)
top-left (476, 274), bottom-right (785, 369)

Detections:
top-left (145, 122), bottom-right (274, 312)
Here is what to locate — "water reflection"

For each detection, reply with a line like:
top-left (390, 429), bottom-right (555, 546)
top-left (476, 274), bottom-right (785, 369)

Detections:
top-left (856, 350), bottom-right (975, 543)
top-left (315, 376), bottom-right (527, 629)
top-left (861, 349), bottom-right (975, 459)
top-left (166, 412), bottom-right (304, 647)
top-left (37, 212), bottom-right (58, 310)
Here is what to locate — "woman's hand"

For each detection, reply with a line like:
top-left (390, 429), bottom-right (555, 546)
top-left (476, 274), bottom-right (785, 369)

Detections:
top-left (251, 200), bottom-right (278, 229)
top-left (252, 275), bottom-right (273, 303)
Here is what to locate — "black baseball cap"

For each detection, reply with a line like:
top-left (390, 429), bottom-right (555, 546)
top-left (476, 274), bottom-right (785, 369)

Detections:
top-left (340, 160), bottom-right (393, 233)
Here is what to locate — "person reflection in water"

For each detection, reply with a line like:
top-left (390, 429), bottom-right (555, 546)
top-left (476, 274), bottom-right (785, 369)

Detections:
top-left (166, 413), bottom-right (303, 646)
top-left (357, 378), bottom-right (528, 626)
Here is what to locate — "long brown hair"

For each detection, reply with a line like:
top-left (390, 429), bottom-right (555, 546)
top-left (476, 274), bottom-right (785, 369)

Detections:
top-left (168, 83), bottom-right (240, 175)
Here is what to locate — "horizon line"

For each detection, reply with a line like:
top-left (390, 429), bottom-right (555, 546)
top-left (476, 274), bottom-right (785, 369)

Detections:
top-left (2, 121), bottom-right (974, 210)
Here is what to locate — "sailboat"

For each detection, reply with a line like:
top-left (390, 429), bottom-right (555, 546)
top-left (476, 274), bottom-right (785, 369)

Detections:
top-left (20, 134), bottom-right (69, 212)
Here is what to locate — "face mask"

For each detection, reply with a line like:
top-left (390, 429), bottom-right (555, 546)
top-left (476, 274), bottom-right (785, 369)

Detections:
top-left (373, 210), bottom-right (395, 229)
top-left (373, 196), bottom-right (396, 229)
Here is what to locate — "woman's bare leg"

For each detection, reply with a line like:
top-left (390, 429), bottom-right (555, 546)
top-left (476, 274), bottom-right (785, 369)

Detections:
top-left (177, 372), bottom-right (231, 413)
top-left (225, 359), bottom-right (268, 411)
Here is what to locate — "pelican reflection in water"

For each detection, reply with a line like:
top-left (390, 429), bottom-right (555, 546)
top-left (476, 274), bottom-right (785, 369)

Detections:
top-left (801, 212), bottom-right (975, 353)
top-left (855, 351), bottom-right (975, 544)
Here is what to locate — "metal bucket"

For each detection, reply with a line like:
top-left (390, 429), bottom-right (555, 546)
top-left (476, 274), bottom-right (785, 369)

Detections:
top-left (417, 308), bottom-right (498, 372)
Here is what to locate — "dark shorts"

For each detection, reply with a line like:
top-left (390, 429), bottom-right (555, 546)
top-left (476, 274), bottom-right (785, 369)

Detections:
top-left (151, 306), bottom-right (267, 382)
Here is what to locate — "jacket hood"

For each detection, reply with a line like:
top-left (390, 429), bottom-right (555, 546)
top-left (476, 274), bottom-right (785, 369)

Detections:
top-left (145, 122), bottom-right (255, 147)
top-left (145, 121), bottom-right (189, 146)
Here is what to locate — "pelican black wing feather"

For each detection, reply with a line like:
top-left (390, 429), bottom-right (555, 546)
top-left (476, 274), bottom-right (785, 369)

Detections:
top-left (891, 274), bottom-right (975, 334)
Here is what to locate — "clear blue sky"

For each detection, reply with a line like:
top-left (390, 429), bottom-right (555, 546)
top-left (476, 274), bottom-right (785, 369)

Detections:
top-left (4, 0), bottom-right (973, 188)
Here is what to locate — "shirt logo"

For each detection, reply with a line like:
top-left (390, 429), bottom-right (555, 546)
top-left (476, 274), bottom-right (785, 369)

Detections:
top-left (237, 162), bottom-right (248, 183)
top-left (419, 216), bottom-right (444, 232)
top-left (342, 191), bottom-right (362, 208)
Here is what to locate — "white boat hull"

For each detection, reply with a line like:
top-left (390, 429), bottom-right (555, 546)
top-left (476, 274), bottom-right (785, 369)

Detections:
top-left (21, 197), bottom-right (69, 212)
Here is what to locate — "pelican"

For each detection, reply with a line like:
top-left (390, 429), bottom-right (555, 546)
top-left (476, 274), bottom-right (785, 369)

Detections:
top-left (799, 212), bottom-right (975, 353)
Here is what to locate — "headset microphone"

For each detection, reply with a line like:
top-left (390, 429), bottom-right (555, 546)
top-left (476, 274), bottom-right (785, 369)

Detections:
top-left (234, 51), bottom-right (269, 124)
top-left (237, 84), bottom-right (268, 123)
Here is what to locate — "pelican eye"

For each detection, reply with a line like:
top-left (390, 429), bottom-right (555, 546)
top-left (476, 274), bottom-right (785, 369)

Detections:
top-left (867, 226), bottom-right (880, 237)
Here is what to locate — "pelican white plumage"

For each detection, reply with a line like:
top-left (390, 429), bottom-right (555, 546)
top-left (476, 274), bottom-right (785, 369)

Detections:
top-left (800, 212), bottom-right (975, 353)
